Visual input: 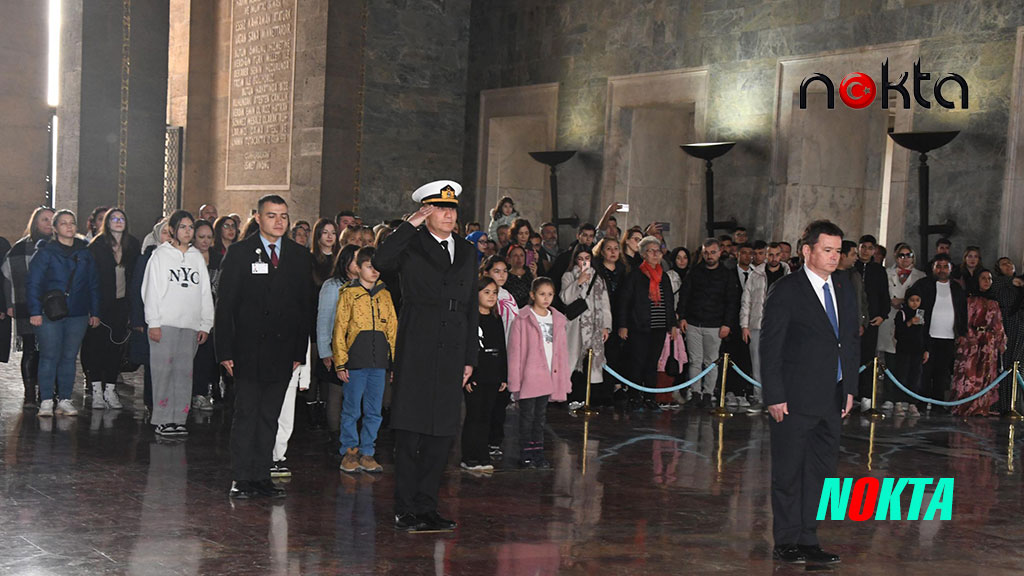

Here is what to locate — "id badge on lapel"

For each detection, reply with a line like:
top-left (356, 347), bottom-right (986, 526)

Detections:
top-left (252, 262), bottom-right (269, 275)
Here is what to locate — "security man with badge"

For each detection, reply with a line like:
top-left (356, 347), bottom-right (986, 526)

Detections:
top-left (216, 194), bottom-right (313, 499)
top-left (374, 180), bottom-right (478, 532)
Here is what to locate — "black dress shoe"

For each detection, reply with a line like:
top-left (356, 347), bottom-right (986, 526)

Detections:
top-left (772, 544), bottom-right (806, 564)
top-left (229, 480), bottom-right (255, 499)
top-left (253, 479), bottom-right (286, 498)
top-left (798, 545), bottom-right (840, 564)
top-left (418, 511), bottom-right (456, 531)
top-left (394, 513), bottom-right (427, 531)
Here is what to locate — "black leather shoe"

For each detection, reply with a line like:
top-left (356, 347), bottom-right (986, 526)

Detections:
top-left (253, 479), bottom-right (286, 498)
top-left (395, 513), bottom-right (427, 531)
top-left (798, 545), bottom-right (840, 564)
top-left (419, 511), bottom-right (457, 531)
top-left (772, 544), bottom-right (806, 564)
top-left (229, 481), bottom-right (255, 499)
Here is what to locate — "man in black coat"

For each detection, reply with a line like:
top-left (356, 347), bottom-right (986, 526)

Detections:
top-left (910, 254), bottom-right (967, 406)
top-left (853, 235), bottom-right (889, 407)
top-left (216, 195), bottom-right (312, 499)
top-left (373, 180), bottom-right (478, 533)
top-left (761, 220), bottom-right (860, 565)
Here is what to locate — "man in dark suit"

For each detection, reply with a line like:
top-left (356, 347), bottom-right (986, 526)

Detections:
top-left (373, 180), bottom-right (478, 533)
top-left (216, 194), bottom-right (312, 499)
top-left (761, 220), bottom-right (860, 565)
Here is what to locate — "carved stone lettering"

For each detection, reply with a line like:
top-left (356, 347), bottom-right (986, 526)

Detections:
top-left (225, 0), bottom-right (296, 190)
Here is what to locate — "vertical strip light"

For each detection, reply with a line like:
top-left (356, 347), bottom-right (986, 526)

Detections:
top-left (47, 0), bottom-right (60, 107)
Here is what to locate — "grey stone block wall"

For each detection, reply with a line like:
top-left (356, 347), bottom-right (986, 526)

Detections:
top-left (357, 0), bottom-right (473, 225)
top-left (463, 0), bottom-right (1024, 259)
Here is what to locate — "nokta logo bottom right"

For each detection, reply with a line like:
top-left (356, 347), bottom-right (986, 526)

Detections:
top-left (817, 478), bottom-right (954, 521)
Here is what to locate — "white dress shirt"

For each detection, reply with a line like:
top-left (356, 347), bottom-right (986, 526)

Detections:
top-left (803, 265), bottom-right (839, 330)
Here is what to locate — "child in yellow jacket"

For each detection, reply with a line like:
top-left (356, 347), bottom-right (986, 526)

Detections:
top-left (332, 247), bottom-right (397, 473)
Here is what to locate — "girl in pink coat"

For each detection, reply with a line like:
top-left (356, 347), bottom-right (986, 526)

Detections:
top-left (507, 277), bottom-right (571, 469)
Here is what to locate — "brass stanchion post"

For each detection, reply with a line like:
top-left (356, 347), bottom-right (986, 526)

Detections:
top-left (582, 418), bottom-right (590, 476)
top-left (1004, 361), bottom-right (1022, 421)
top-left (1008, 423), bottom-right (1015, 474)
top-left (865, 356), bottom-right (885, 419)
top-left (574, 348), bottom-right (599, 416)
top-left (716, 420), bottom-right (725, 477)
top-left (713, 353), bottom-right (733, 418)
top-left (867, 420), bottom-right (876, 471)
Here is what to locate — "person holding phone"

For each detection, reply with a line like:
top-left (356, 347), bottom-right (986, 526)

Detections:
top-left (876, 243), bottom-right (925, 412)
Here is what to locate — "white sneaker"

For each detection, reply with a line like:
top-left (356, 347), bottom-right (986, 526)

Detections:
top-left (56, 399), bottom-right (78, 416)
top-left (91, 382), bottom-right (106, 409)
top-left (908, 404), bottom-right (921, 417)
top-left (894, 402), bottom-right (908, 416)
top-left (103, 384), bottom-right (123, 409)
top-left (860, 397), bottom-right (872, 411)
top-left (725, 392), bottom-right (739, 406)
top-left (39, 399), bottom-right (55, 417)
top-left (737, 396), bottom-right (751, 408)
top-left (881, 400), bottom-right (894, 411)
top-left (192, 395), bottom-right (214, 411)
top-left (568, 401), bottom-right (584, 411)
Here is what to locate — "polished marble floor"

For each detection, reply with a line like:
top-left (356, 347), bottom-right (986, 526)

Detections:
top-left (3, 352), bottom-right (1024, 575)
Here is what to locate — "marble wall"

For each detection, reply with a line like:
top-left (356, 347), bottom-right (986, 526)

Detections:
top-left (0, 0), bottom-right (50, 241)
top-left (464, 0), bottom-right (1024, 261)
top-left (356, 0), bottom-right (473, 225)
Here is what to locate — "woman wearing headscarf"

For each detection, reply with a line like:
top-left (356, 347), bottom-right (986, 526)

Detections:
top-left (560, 244), bottom-right (611, 406)
top-left (952, 269), bottom-right (1006, 416)
top-left (466, 231), bottom-right (488, 265)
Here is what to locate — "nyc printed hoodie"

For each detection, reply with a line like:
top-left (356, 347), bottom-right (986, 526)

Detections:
top-left (141, 242), bottom-right (215, 332)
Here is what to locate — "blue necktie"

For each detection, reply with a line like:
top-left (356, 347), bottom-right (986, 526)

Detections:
top-left (823, 282), bottom-right (842, 382)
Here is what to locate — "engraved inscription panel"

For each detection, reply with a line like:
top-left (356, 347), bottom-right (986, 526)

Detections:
top-left (225, 0), bottom-right (296, 190)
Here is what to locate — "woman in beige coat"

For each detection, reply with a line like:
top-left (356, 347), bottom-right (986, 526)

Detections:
top-left (560, 244), bottom-right (612, 405)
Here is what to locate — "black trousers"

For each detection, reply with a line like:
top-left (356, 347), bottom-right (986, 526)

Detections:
top-left (230, 377), bottom-right (290, 482)
top-left (192, 338), bottom-right (218, 396)
top-left (82, 298), bottom-right (130, 384)
top-left (889, 351), bottom-right (923, 404)
top-left (627, 328), bottom-right (668, 401)
top-left (858, 325), bottom-right (880, 398)
top-left (393, 429), bottom-right (453, 515)
top-left (21, 334), bottom-right (39, 389)
top-left (518, 395), bottom-right (549, 450)
top-left (724, 334), bottom-right (753, 398)
top-left (488, 388), bottom-right (511, 447)
top-left (462, 381), bottom-right (500, 463)
top-left (921, 337), bottom-right (956, 405)
top-left (769, 383), bottom-right (844, 546)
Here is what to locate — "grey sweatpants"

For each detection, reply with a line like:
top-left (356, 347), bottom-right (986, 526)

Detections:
top-left (685, 325), bottom-right (722, 396)
top-left (150, 326), bottom-right (199, 426)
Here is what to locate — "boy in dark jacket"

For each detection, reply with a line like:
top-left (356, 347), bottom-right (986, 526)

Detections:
top-left (892, 286), bottom-right (927, 417)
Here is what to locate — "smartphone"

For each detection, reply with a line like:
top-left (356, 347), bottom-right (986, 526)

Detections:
top-left (915, 308), bottom-right (925, 324)
top-left (617, 203), bottom-right (630, 213)
top-left (525, 249), bottom-right (536, 268)
top-left (657, 221), bottom-right (671, 232)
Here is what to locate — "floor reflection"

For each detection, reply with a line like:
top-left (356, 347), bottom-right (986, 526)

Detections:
top-left (3, 354), bottom-right (1024, 574)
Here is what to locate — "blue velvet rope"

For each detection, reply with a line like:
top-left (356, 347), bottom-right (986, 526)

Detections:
top-left (602, 362), bottom-right (716, 394)
top-left (884, 367), bottom-right (1009, 407)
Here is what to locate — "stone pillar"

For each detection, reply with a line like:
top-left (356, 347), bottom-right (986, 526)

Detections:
top-left (57, 0), bottom-right (168, 231)
top-left (0, 0), bottom-right (50, 241)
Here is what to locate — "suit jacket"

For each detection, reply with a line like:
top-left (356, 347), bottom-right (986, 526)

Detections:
top-left (760, 269), bottom-right (861, 417)
top-left (373, 222), bottom-right (479, 436)
top-left (909, 276), bottom-right (968, 348)
top-left (855, 259), bottom-right (890, 320)
top-left (214, 233), bottom-right (313, 384)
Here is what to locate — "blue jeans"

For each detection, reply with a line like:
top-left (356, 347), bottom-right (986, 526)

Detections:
top-left (340, 368), bottom-right (386, 456)
top-left (37, 315), bottom-right (90, 401)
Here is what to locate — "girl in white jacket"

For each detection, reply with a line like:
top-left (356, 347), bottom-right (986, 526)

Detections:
top-left (142, 210), bottom-right (215, 437)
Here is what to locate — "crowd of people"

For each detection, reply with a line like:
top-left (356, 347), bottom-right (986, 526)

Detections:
top-left (1, 191), bottom-right (1022, 504)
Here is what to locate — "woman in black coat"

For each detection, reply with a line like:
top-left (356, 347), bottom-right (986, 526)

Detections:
top-left (615, 236), bottom-right (680, 411)
top-left (82, 208), bottom-right (139, 410)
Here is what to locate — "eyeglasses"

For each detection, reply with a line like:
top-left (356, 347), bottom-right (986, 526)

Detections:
top-left (223, 222), bottom-right (237, 228)
top-left (897, 253), bottom-right (914, 259)
top-left (110, 216), bottom-right (125, 223)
